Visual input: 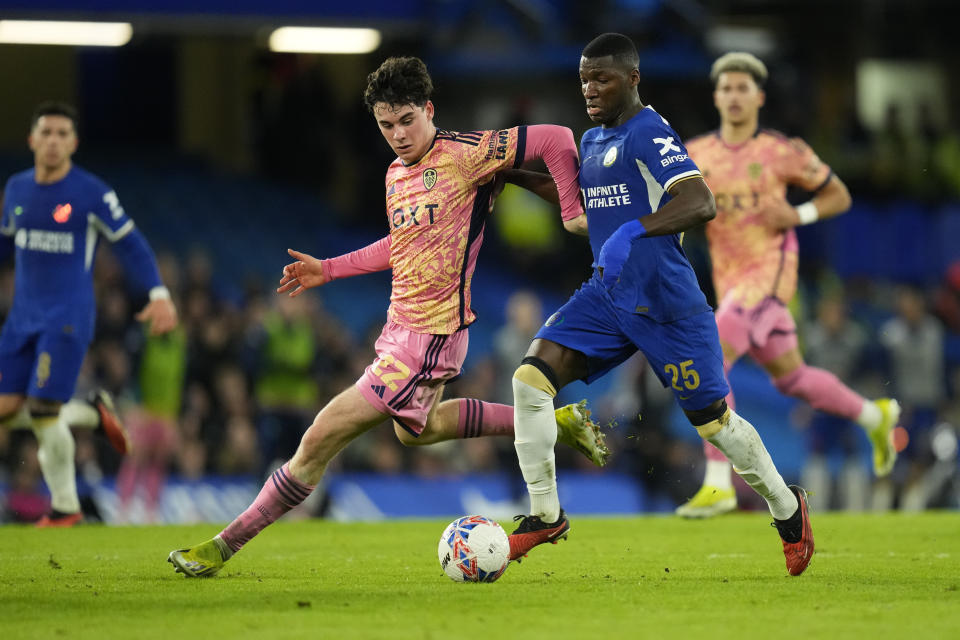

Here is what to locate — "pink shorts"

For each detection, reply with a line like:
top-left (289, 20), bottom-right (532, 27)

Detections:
top-left (715, 294), bottom-right (798, 364)
top-left (356, 321), bottom-right (469, 436)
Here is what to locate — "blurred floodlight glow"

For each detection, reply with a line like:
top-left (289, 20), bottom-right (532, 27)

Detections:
top-left (268, 27), bottom-right (381, 54)
top-left (0, 20), bottom-right (132, 46)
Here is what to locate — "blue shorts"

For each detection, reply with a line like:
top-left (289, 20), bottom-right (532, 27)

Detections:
top-left (0, 324), bottom-right (88, 402)
top-left (536, 278), bottom-right (729, 411)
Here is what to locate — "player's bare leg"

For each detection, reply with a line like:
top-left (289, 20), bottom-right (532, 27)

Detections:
top-left (763, 348), bottom-right (899, 477)
top-left (393, 388), bottom-right (610, 466)
top-left (169, 385), bottom-right (386, 577)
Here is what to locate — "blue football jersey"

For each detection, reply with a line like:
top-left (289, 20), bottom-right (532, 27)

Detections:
top-left (579, 106), bottom-right (710, 322)
top-left (1, 166), bottom-right (135, 341)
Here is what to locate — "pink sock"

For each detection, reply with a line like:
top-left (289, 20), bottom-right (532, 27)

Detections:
top-left (456, 399), bottom-right (514, 438)
top-left (116, 459), bottom-right (138, 508)
top-left (219, 462), bottom-right (315, 552)
top-left (144, 462), bottom-right (166, 516)
top-left (773, 365), bottom-right (864, 421)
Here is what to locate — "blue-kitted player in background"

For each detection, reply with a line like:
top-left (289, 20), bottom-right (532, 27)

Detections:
top-left (0, 102), bottom-right (178, 526)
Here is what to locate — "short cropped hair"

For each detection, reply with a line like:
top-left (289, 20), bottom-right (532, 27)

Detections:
top-left (582, 33), bottom-right (639, 70)
top-left (363, 57), bottom-right (434, 112)
top-left (31, 101), bottom-right (78, 131)
top-left (710, 52), bottom-right (768, 87)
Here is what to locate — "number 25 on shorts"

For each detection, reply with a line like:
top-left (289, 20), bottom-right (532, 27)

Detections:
top-left (371, 354), bottom-right (412, 392)
top-left (664, 359), bottom-right (700, 392)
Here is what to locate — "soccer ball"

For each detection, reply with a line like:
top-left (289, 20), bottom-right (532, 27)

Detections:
top-left (438, 515), bottom-right (510, 583)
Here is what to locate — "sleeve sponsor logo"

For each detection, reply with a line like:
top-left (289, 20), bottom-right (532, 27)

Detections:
top-left (483, 129), bottom-right (510, 161)
top-left (660, 154), bottom-right (688, 167)
top-left (653, 136), bottom-right (682, 156)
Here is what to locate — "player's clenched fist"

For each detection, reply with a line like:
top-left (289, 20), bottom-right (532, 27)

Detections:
top-left (277, 248), bottom-right (328, 297)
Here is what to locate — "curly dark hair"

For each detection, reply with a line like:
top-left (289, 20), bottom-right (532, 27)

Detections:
top-left (363, 56), bottom-right (433, 113)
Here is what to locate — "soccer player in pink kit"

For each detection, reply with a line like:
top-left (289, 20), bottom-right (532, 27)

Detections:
top-left (168, 56), bottom-right (605, 577)
top-left (676, 52), bottom-right (901, 518)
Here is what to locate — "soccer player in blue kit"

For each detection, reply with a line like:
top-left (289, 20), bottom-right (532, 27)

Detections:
top-left (0, 102), bottom-right (178, 526)
top-left (506, 34), bottom-right (815, 576)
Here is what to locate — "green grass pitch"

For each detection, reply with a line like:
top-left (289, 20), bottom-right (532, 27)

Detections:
top-left (2, 512), bottom-right (958, 639)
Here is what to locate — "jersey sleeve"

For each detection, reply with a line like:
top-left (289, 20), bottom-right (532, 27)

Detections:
top-left (90, 179), bottom-right (136, 242)
top-left (629, 115), bottom-right (702, 192)
top-left (454, 126), bottom-right (526, 185)
top-left (1, 180), bottom-right (15, 236)
top-left (778, 137), bottom-right (832, 191)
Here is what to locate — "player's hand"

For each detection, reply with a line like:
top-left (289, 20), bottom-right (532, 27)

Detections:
top-left (278, 248), bottom-right (327, 297)
top-left (136, 298), bottom-right (178, 335)
top-left (597, 218), bottom-right (646, 286)
top-left (488, 173), bottom-right (507, 213)
top-left (762, 195), bottom-right (801, 230)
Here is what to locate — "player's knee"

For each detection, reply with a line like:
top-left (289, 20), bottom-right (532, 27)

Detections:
top-left (393, 422), bottom-right (423, 446)
top-left (513, 357), bottom-right (559, 409)
top-left (685, 400), bottom-right (729, 438)
top-left (27, 398), bottom-right (61, 422)
top-left (773, 366), bottom-right (806, 396)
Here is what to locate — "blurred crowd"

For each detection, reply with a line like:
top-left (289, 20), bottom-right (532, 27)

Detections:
top-left (2, 235), bottom-right (958, 522)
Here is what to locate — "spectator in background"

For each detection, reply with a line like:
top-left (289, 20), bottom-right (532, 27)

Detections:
top-left (800, 294), bottom-right (872, 511)
top-left (879, 286), bottom-right (947, 509)
top-left (114, 253), bottom-right (187, 523)
top-left (493, 291), bottom-right (544, 405)
top-left (249, 293), bottom-right (321, 478)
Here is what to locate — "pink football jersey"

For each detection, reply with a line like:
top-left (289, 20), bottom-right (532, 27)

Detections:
top-left (686, 129), bottom-right (831, 309)
top-left (384, 127), bottom-right (523, 334)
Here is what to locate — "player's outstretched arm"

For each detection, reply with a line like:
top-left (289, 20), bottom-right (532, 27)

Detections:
top-left (278, 249), bottom-right (328, 297)
top-left (522, 125), bottom-right (584, 224)
top-left (278, 236), bottom-right (392, 297)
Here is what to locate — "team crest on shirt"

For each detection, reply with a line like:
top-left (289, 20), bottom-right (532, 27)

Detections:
top-left (603, 146), bottom-right (618, 167)
top-left (423, 168), bottom-right (438, 190)
top-left (748, 162), bottom-right (763, 180)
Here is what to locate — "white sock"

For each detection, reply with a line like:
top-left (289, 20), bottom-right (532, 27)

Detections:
top-left (60, 398), bottom-right (100, 429)
top-left (33, 418), bottom-right (81, 514)
top-left (513, 376), bottom-right (560, 523)
top-left (703, 411), bottom-right (797, 520)
top-left (1, 405), bottom-right (33, 430)
top-left (704, 459), bottom-right (733, 489)
top-left (855, 400), bottom-right (882, 432)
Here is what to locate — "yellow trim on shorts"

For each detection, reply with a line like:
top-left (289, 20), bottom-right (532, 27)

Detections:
top-left (513, 363), bottom-right (557, 397)
top-left (695, 407), bottom-right (731, 439)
